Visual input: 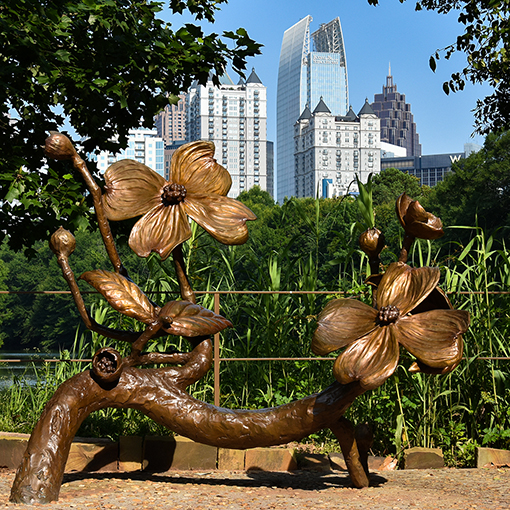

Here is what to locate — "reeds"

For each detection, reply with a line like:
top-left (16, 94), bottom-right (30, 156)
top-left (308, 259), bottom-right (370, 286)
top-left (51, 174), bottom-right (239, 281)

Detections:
top-left (1, 224), bottom-right (508, 464)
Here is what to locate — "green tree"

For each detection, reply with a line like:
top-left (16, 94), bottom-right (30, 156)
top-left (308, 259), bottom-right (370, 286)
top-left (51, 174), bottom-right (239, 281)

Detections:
top-left (425, 130), bottom-right (510, 236)
top-left (0, 0), bottom-right (260, 253)
top-left (372, 167), bottom-right (424, 206)
top-left (368, 0), bottom-right (510, 134)
top-left (371, 168), bottom-right (426, 260)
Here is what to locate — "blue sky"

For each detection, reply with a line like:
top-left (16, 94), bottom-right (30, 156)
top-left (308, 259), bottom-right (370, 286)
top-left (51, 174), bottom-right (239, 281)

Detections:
top-left (164, 0), bottom-right (491, 155)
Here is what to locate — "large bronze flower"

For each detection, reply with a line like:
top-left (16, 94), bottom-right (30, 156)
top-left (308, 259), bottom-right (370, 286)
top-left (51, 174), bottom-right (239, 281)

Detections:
top-left (312, 262), bottom-right (469, 390)
top-left (396, 193), bottom-right (444, 240)
top-left (103, 141), bottom-right (256, 260)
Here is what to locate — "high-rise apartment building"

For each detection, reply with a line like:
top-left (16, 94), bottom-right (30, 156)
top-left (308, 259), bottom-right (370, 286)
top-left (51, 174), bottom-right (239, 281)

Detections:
top-left (186, 69), bottom-right (268, 198)
top-left (277, 16), bottom-right (349, 202)
top-left (371, 67), bottom-right (421, 157)
top-left (154, 94), bottom-right (187, 147)
top-left (294, 99), bottom-right (380, 198)
top-left (94, 128), bottom-right (164, 176)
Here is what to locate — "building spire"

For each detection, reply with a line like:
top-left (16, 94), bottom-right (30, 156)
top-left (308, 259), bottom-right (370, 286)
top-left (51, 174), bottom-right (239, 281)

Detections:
top-left (386, 62), bottom-right (393, 89)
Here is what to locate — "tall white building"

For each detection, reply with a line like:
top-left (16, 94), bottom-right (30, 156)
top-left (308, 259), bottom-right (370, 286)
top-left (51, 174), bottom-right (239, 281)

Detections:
top-left (94, 128), bottom-right (165, 176)
top-left (294, 98), bottom-right (380, 198)
top-left (186, 69), bottom-right (268, 198)
top-left (277, 16), bottom-right (349, 202)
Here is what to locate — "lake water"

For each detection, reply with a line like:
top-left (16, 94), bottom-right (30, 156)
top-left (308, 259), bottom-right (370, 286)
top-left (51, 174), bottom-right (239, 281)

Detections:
top-left (0, 351), bottom-right (60, 390)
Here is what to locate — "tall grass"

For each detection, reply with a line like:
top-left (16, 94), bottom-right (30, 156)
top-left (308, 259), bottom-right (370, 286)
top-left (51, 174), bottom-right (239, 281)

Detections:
top-left (1, 224), bottom-right (508, 463)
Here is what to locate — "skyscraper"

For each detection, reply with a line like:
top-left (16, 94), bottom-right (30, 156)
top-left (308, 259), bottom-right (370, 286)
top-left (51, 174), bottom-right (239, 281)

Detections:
top-left (371, 67), bottom-right (421, 157)
top-left (186, 69), bottom-right (268, 198)
top-left (277, 16), bottom-right (349, 202)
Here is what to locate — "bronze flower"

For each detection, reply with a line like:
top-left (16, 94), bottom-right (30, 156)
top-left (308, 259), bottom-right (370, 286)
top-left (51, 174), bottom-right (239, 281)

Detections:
top-left (312, 262), bottom-right (469, 390)
top-left (103, 141), bottom-right (256, 260)
top-left (396, 193), bottom-right (444, 240)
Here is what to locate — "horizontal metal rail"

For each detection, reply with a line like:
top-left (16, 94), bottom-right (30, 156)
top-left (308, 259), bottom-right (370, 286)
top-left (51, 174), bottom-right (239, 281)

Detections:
top-left (1, 289), bottom-right (509, 405)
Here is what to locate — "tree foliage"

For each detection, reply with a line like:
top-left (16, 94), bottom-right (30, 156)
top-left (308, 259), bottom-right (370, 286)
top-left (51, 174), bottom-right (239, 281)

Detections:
top-left (370, 168), bottom-right (427, 259)
top-left (0, 0), bottom-right (261, 253)
top-left (424, 130), bottom-right (510, 237)
top-left (367, 0), bottom-right (510, 134)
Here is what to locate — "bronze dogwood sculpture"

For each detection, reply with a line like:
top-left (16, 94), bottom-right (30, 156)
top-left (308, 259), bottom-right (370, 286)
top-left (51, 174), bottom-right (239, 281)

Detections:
top-left (10, 134), bottom-right (469, 504)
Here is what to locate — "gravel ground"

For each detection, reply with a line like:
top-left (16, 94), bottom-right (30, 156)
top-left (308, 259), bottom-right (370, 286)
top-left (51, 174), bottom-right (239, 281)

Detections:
top-left (1, 467), bottom-right (509, 509)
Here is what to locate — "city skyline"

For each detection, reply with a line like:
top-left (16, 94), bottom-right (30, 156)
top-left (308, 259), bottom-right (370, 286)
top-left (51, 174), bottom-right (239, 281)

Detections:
top-left (164, 0), bottom-right (489, 160)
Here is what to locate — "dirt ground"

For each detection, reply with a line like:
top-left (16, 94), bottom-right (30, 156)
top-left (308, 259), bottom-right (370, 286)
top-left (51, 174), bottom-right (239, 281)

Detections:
top-left (1, 467), bottom-right (509, 509)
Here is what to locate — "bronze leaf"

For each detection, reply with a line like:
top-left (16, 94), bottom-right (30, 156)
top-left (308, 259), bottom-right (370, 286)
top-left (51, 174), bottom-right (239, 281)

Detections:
top-left (158, 300), bottom-right (232, 337)
top-left (80, 270), bottom-right (156, 323)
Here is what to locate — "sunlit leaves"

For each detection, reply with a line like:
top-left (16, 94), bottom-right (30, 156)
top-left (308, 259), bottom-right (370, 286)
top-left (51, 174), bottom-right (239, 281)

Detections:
top-left (0, 0), bottom-right (260, 253)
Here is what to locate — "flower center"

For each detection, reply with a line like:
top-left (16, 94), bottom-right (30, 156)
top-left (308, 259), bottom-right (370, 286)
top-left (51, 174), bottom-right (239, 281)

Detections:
top-left (162, 183), bottom-right (186, 206)
top-left (377, 305), bottom-right (400, 325)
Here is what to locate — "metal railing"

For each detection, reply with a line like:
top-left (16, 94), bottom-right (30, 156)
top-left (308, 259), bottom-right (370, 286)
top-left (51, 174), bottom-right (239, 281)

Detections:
top-left (1, 289), bottom-right (509, 406)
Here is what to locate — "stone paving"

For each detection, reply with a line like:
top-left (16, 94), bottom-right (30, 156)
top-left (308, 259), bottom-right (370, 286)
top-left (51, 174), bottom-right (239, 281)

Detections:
top-left (1, 467), bottom-right (509, 509)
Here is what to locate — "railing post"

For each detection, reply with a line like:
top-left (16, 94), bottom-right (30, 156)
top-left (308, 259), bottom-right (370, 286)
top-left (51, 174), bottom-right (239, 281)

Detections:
top-left (214, 292), bottom-right (220, 407)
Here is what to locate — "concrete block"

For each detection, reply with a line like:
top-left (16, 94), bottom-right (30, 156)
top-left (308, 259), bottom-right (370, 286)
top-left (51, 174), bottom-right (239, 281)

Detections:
top-left (329, 452), bottom-right (347, 471)
top-left (329, 451), bottom-right (397, 472)
top-left (0, 432), bottom-right (29, 469)
top-left (143, 435), bottom-right (217, 472)
top-left (218, 448), bottom-right (245, 471)
top-left (297, 453), bottom-right (330, 471)
top-left (245, 447), bottom-right (297, 472)
top-left (66, 439), bottom-right (118, 472)
top-left (476, 447), bottom-right (510, 468)
top-left (404, 447), bottom-right (444, 469)
top-left (370, 455), bottom-right (397, 471)
top-left (119, 436), bottom-right (143, 472)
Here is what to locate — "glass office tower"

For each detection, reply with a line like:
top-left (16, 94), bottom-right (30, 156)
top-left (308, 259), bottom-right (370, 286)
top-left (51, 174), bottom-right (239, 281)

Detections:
top-left (277, 16), bottom-right (348, 202)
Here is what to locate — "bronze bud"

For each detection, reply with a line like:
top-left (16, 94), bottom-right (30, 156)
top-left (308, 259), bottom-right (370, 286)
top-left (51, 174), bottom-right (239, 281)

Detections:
top-left (49, 227), bottom-right (76, 257)
top-left (44, 132), bottom-right (77, 161)
top-left (359, 227), bottom-right (385, 259)
top-left (92, 347), bottom-right (123, 383)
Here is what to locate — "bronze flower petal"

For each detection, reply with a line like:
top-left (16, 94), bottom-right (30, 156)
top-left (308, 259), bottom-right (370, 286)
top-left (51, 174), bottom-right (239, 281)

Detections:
top-left (80, 269), bottom-right (156, 323)
top-left (376, 262), bottom-right (440, 315)
top-left (396, 192), bottom-right (444, 240)
top-left (170, 141), bottom-right (232, 196)
top-left (333, 326), bottom-right (399, 390)
top-left (158, 300), bottom-right (232, 337)
top-left (184, 194), bottom-right (257, 245)
top-left (129, 203), bottom-right (192, 260)
top-left (408, 354), bottom-right (462, 375)
top-left (405, 201), bottom-right (444, 239)
top-left (312, 299), bottom-right (378, 356)
top-left (103, 160), bottom-right (165, 221)
top-left (396, 309), bottom-right (469, 369)
top-left (396, 192), bottom-right (413, 229)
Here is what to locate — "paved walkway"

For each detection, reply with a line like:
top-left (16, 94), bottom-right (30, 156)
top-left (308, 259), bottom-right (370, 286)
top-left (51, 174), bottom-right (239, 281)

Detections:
top-left (1, 467), bottom-right (509, 509)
